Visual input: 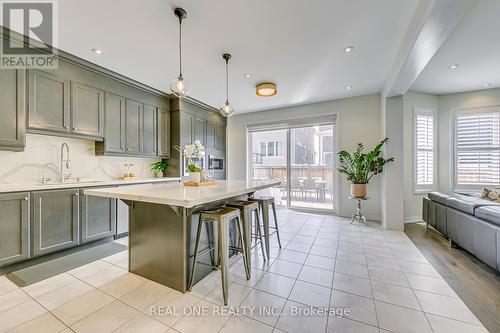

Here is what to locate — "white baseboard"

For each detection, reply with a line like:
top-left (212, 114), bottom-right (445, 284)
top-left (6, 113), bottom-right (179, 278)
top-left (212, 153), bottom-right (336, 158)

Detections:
top-left (404, 216), bottom-right (423, 224)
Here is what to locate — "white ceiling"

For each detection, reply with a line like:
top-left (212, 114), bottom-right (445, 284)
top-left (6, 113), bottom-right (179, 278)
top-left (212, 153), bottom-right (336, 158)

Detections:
top-left (412, 0), bottom-right (500, 95)
top-left (56, 0), bottom-right (419, 114)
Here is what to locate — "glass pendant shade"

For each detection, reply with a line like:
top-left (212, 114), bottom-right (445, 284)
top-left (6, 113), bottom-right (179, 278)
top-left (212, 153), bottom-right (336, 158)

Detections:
top-left (170, 76), bottom-right (190, 97)
top-left (220, 101), bottom-right (234, 117)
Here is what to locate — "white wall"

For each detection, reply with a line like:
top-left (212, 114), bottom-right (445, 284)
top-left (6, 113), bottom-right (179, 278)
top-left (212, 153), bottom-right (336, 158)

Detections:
top-left (227, 94), bottom-right (383, 221)
top-left (403, 91), bottom-right (439, 223)
top-left (0, 134), bottom-right (159, 185)
top-left (437, 87), bottom-right (500, 192)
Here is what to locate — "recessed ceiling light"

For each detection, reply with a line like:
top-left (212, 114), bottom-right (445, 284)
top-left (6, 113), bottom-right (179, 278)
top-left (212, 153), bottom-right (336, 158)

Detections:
top-left (448, 64), bottom-right (459, 69)
top-left (244, 72), bottom-right (252, 78)
top-left (344, 46), bottom-right (354, 53)
top-left (345, 85), bottom-right (352, 90)
top-left (256, 82), bottom-right (277, 97)
top-left (91, 48), bottom-right (103, 55)
top-left (483, 83), bottom-right (492, 87)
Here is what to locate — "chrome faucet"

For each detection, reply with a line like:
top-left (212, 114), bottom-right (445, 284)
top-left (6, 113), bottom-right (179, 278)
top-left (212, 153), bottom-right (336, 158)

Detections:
top-left (41, 163), bottom-right (58, 184)
top-left (60, 143), bottom-right (71, 182)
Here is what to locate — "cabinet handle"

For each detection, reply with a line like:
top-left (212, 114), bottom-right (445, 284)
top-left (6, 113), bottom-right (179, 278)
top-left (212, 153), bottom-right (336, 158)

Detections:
top-left (72, 127), bottom-right (76, 130)
top-left (74, 192), bottom-right (79, 196)
top-left (24, 197), bottom-right (28, 201)
top-left (64, 126), bottom-right (69, 129)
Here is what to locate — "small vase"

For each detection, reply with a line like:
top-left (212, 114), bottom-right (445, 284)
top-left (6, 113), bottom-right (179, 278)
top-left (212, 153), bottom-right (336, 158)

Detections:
top-left (189, 172), bottom-right (201, 183)
top-left (351, 183), bottom-right (367, 198)
top-left (154, 171), bottom-right (164, 178)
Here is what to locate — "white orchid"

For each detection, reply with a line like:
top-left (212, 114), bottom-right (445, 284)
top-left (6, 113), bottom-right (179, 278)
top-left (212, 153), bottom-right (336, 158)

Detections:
top-left (183, 141), bottom-right (206, 173)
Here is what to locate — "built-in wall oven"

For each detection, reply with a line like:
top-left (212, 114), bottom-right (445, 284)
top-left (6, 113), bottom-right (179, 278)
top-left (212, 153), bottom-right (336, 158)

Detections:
top-left (208, 154), bottom-right (225, 179)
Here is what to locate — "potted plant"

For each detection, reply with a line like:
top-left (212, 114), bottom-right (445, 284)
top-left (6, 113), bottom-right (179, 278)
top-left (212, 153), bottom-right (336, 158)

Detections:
top-left (183, 140), bottom-right (205, 183)
top-left (151, 161), bottom-right (167, 178)
top-left (338, 138), bottom-right (394, 198)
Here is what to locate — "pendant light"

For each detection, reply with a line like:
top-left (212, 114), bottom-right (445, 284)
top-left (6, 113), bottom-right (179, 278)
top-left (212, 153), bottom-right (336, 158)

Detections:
top-left (170, 7), bottom-right (190, 97)
top-left (220, 53), bottom-right (234, 117)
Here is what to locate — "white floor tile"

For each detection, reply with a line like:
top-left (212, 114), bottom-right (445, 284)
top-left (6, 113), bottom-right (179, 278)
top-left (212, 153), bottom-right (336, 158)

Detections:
top-left (220, 315), bottom-right (273, 333)
top-left (375, 300), bottom-right (432, 333)
top-left (148, 291), bottom-right (201, 327)
top-left (330, 290), bottom-right (378, 326)
top-left (335, 260), bottom-right (369, 279)
top-left (121, 280), bottom-right (173, 311)
top-left (81, 265), bottom-right (128, 288)
top-left (368, 266), bottom-right (409, 288)
top-left (327, 315), bottom-right (379, 333)
top-left (67, 260), bottom-right (113, 279)
top-left (289, 280), bottom-right (331, 308)
top-left (0, 300), bottom-right (47, 333)
top-left (426, 313), bottom-right (488, 333)
top-left (297, 265), bottom-right (333, 287)
top-left (304, 254), bottom-right (335, 271)
top-left (173, 300), bottom-right (230, 333)
top-left (371, 280), bottom-right (421, 310)
top-left (35, 279), bottom-right (94, 310)
top-left (267, 259), bottom-right (302, 279)
top-left (255, 272), bottom-right (295, 298)
top-left (114, 313), bottom-right (169, 333)
top-left (278, 249), bottom-right (308, 264)
top-left (0, 276), bottom-right (18, 297)
top-left (70, 300), bottom-right (139, 333)
top-left (333, 272), bottom-right (372, 298)
top-left (52, 289), bottom-right (114, 326)
top-left (205, 282), bottom-right (252, 307)
top-left (275, 300), bottom-right (328, 333)
top-left (405, 273), bottom-right (457, 298)
top-left (99, 272), bottom-right (148, 298)
top-left (7, 312), bottom-right (67, 333)
top-left (22, 273), bottom-right (76, 298)
top-left (240, 289), bottom-right (286, 326)
top-left (0, 289), bottom-right (31, 313)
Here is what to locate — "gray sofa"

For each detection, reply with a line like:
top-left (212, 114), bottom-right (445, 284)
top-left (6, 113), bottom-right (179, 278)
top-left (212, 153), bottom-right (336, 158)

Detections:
top-left (423, 192), bottom-right (500, 272)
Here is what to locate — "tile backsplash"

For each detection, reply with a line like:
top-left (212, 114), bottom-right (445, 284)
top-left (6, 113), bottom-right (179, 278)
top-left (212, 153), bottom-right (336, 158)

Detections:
top-left (0, 134), bottom-right (159, 184)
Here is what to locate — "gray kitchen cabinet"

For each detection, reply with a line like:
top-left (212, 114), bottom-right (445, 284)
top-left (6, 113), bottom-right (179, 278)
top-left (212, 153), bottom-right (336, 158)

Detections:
top-left (103, 92), bottom-right (126, 153)
top-left (205, 121), bottom-right (216, 149)
top-left (0, 69), bottom-right (26, 151)
top-left (28, 70), bottom-right (70, 134)
top-left (180, 112), bottom-right (194, 146)
top-left (143, 104), bottom-right (157, 156)
top-left (71, 82), bottom-right (104, 138)
top-left (125, 99), bottom-right (143, 154)
top-left (80, 188), bottom-right (116, 243)
top-left (194, 117), bottom-right (206, 146)
top-left (32, 189), bottom-right (79, 256)
top-left (157, 108), bottom-right (170, 158)
top-left (0, 192), bottom-right (30, 267)
top-left (215, 123), bottom-right (225, 151)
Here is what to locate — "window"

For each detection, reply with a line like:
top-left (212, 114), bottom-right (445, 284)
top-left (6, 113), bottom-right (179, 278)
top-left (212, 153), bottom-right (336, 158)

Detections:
top-left (414, 110), bottom-right (435, 193)
top-left (258, 141), bottom-right (284, 157)
top-left (455, 108), bottom-right (500, 189)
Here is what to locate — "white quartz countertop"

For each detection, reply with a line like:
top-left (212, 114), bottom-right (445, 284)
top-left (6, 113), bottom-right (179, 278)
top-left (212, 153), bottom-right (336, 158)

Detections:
top-left (84, 180), bottom-right (281, 208)
top-left (0, 177), bottom-right (181, 194)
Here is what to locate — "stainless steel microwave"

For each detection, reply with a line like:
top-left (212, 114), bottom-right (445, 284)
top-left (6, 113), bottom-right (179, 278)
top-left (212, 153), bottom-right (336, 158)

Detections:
top-left (208, 155), bottom-right (224, 170)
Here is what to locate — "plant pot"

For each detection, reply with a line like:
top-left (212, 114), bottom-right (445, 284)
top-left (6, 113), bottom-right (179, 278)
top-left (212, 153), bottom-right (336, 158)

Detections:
top-left (154, 171), bottom-right (164, 178)
top-left (350, 183), bottom-right (367, 198)
top-left (189, 172), bottom-right (201, 183)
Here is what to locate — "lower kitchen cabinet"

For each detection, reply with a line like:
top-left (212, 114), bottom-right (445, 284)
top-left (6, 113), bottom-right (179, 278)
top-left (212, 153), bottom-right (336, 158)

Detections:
top-left (32, 189), bottom-right (79, 256)
top-left (80, 188), bottom-right (116, 243)
top-left (0, 192), bottom-right (30, 267)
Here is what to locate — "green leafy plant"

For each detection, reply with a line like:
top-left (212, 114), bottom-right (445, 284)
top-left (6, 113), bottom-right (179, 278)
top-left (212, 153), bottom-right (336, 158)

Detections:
top-left (151, 161), bottom-right (167, 173)
top-left (187, 163), bottom-right (202, 173)
top-left (337, 138), bottom-right (394, 184)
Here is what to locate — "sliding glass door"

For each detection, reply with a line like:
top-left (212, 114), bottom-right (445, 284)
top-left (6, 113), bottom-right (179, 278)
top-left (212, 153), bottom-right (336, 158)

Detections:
top-left (248, 123), bottom-right (336, 212)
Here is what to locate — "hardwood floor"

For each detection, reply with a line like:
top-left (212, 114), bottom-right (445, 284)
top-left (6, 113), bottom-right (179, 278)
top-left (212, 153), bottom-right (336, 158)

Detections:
top-left (405, 222), bottom-right (500, 333)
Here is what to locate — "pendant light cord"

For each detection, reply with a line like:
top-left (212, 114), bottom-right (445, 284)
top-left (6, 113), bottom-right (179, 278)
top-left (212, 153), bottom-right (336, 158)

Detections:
top-left (225, 58), bottom-right (229, 103)
top-left (178, 16), bottom-right (183, 77)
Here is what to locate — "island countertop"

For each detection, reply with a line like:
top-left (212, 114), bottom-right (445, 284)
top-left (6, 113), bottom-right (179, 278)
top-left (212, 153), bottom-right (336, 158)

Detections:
top-left (84, 180), bottom-right (280, 208)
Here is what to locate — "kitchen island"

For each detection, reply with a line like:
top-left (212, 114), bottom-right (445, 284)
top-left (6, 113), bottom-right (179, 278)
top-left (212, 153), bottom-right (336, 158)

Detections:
top-left (84, 180), bottom-right (280, 292)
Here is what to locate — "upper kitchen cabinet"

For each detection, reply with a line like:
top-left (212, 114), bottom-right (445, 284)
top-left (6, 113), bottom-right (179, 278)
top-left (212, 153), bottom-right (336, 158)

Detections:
top-left (71, 82), bottom-right (104, 138)
top-left (0, 69), bottom-right (26, 151)
top-left (102, 92), bottom-right (126, 154)
top-left (180, 111), bottom-right (194, 146)
top-left (143, 104), bottom-right (158, 156)
top-left (215, 123), bottom-right (226, 151)
top-left (125, 99), bottom-right (143, 154)
top-left (194, 116), bottom-right (206, 146)
top-left (157, 108), bottom-right (170, 158)
top-left (28, 69), bottom-right (70, 134)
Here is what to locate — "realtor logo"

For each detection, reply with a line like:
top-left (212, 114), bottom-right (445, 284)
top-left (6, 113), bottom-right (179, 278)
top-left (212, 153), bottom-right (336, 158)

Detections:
top-left (0, 0), bottom-right (58, 68)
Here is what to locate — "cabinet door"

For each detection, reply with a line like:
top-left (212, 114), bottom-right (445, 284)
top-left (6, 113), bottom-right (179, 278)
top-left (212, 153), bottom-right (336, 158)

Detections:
top-left (215, 123), bottom-right (225, 151)
top-left (194, 117), bottom-right (206, 146)
top-left (0, 193), bottom-right (29, 267)
top-left (0, 69), bottom-right (26, 151)
top-left (28, 70), bottom-right (70, 133)
top-left (180, 112), bottom-right (194, 146)
top-left (142, 104), bottom-right (157, 156)
top-left (157, 108), bottom-right (170, 158)
top-left (80, 188), bottom-right (116, 243)
top-left (104, 93), bottom-right (125, 153)
top-left (125, 99), bottom-right (143, 154)
top-left (205, 121), bottom-right (216, 149)
top-left (72, 82), bottom-right (104, 137)
top-left (32, 189), bottom-right (79, 256)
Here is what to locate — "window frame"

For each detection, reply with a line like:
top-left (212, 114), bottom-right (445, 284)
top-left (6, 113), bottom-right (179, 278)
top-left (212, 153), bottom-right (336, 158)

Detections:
top-left (413, 108), bottom-right (437, 194)
top-left (453, 106), bottom-right (500, 192)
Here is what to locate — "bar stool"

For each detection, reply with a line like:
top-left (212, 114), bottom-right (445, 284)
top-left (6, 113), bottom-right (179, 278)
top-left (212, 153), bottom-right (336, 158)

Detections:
top-left (249, 196), bottom-right (282, 260)
top-left (188, 207), bottom-right (250, 306)
top-left (227, 200), bottom-right (267, 263)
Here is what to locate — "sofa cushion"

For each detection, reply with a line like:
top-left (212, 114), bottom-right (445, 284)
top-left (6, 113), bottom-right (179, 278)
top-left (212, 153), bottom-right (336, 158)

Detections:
top-left (428, 192), bottom-right (453, 205)
top-left (446, 195), bottom-right (499, 215)
top-left (475, 206), bottom-right (500, 227)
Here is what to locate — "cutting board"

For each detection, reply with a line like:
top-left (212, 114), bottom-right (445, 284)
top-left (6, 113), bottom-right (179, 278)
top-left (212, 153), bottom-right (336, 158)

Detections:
top-left (183, 180), bottom-right (217, 186)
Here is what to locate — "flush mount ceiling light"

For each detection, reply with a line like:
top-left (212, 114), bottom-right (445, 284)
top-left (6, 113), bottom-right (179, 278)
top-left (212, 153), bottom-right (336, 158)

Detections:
top-left (91, 48), bottom-right (102, 55)
top-left (220, 53), bottom-right (234, 117)
top-left (344, 46), bottom-right (354, 53)
top-left (256, 82), bottom-right (277, 97)
top-left (448, 64), bottom-right (459, 69)
top-left (170, 7), bottom-right (190, 97)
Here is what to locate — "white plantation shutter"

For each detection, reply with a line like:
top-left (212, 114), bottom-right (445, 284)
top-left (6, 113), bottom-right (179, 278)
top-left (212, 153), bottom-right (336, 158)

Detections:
top-left (414, 110), bottom-right (435, 192)
top-left (455, 109), bottom-right (500, 188)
